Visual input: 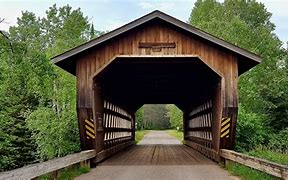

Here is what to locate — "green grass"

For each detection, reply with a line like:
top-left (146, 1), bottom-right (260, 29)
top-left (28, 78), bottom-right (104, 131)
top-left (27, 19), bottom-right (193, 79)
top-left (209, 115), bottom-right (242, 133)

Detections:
top-left (39, 164), bottom-right (90, 180)
top-left (135, 130), bottom-right (148, 143)
top-left (225, 161), bottom-right (278, 180)
top-left (167, 129), bottom-right (183, 141)
top-left (225, 148), bottom-right (287, 180)
top-left (248, 148), bottom-right (288, 165)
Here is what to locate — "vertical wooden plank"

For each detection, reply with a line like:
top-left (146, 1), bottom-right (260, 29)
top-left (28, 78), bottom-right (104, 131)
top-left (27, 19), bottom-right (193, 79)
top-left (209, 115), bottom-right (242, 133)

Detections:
top-left (93, 84), bottom-right (105, 153)
top-left (183, 111), bottom-right (188, 141)
top-left (77, 107), bottom-right (95, 150)
top-left (220, 55), bottom-right (239, 150)
top-left (131, 113), bottom-right (135, 141)
top-left (211, 81), bottom-right (222, 152)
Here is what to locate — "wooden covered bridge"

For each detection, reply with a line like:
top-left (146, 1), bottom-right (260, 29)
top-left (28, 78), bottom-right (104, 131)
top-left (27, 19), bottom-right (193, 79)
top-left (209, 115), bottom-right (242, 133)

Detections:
top-left (52, 10), bottom-right (260, 162)
top-left (4, 10), bottom-right (287, 180)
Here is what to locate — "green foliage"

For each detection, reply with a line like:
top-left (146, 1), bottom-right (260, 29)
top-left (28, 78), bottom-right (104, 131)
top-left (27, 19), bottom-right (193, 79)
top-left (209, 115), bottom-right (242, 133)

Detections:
top-left (266, 128), bottom-right (288, 153)
top-left (0, 114), bottom-right (37, 171)
top-left (248, 148), bottom-right (288, 165)
top-left (225, 161), bottom-right (277, 180)
top-left (27, 107), bottom-right (79, 160)
top-left (135, 106), bottom-right (144, 130)
top-left (39, 164), bottom-right (90, 180)
top-left (235, 106), bottom-right (267, 152)
top-left (166, 104), bottom-right (183, 130)
top-left (135, 130), bottom-right (148, 144)
top-left (142, 104), bottom-right (170, 130)
top-left (0, 4), bottom-right (97, 171)
top-left (189, 0), bottom-right (287, 152)
top-left (167, 130), bottom-right (183, 141)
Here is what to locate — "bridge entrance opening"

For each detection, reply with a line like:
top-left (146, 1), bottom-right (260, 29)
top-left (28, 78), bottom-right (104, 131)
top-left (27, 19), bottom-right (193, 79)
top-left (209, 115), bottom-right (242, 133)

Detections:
top-left (52, 10), bottom-right (260, 165)
top-left (91, 56), bottom-right (223, 162)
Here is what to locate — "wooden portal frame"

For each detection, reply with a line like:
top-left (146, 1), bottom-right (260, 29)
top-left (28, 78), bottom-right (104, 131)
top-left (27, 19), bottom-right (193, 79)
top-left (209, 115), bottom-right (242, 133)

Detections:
top-left (52, 10), bottom-right (260, 162)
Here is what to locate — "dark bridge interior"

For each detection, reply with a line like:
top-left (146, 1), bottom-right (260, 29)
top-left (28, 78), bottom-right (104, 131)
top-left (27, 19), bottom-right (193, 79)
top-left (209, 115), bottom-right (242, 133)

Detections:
top-left (95, 57), bottom-right (220, 112)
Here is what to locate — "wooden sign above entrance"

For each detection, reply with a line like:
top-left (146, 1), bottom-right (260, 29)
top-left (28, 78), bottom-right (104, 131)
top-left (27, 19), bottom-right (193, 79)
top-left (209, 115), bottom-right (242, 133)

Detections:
top-left (139, 42), bottom-right (176, 52)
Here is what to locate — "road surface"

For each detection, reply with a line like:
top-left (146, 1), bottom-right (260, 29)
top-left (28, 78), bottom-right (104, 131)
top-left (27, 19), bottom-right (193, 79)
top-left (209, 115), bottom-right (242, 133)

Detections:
top-left (76, 130), bottom-right (237, 180)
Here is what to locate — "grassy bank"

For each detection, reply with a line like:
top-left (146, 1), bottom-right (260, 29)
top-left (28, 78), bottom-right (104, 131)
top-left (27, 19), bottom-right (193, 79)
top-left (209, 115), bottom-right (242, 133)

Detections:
top-left (248, 148), bottom-right (288, 165)
top-left (225, 161), bottom-right (277, 180)
top-left (135, 130), bottom-right (148, 143)
top-left (39, 164), bottom-right (90, 180)
top-left (167, 130), bottom-right (183, 141)
top-left (225, 148), bottom-right (287, 180)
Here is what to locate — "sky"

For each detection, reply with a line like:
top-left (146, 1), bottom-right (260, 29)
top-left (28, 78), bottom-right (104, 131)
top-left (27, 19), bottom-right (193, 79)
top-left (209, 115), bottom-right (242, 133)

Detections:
top-left (0, 0), bottom-right (287, 46)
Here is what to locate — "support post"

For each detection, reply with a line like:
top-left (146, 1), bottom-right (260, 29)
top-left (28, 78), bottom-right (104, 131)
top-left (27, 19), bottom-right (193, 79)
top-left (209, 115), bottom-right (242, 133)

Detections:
top-left (220, 107), bottom-right (238, 149)
top-left (183, 111), bottom-right (188, 141)
top-left (131, 113), bottom-right (136, 141)
top-left (77, 107), bottom-right (95, 150)
top-left (220, 59), bottom-right (238, 150)
top-left (93, 84), bottom-right (105, 153)
top-left (211, 81), bottom-right (222, 152)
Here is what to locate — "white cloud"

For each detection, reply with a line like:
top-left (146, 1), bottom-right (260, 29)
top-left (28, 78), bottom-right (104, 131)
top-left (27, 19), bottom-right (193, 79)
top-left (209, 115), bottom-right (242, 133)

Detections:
top-left (138, 1), bottom-right (176, 11)
top-left (102, 19), bottom-right (126, 31)
top-left (260, 0), bottom-right (288, 17)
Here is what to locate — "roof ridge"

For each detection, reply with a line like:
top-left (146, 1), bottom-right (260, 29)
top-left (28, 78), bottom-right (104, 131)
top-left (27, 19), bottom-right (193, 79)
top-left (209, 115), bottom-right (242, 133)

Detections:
top-left (52, 10), bottom-right (261, 70)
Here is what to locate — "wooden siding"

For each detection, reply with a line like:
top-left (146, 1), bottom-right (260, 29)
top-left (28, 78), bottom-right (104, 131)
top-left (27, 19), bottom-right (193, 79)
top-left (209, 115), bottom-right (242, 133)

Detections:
top-left (75, 20), bottom-right (239, 153)
top-left (76, 21), bottom-right (238, 109)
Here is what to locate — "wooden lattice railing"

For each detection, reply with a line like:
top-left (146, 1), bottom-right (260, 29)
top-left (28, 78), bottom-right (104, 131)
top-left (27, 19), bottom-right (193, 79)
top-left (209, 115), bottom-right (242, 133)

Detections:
top-left (186, 100), bottom-right (213, 149)
top-left (103, 100), bottom-right (133, 150)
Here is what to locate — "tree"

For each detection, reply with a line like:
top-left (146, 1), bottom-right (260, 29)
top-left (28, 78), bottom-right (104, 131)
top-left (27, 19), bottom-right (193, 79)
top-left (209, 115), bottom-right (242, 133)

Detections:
top-left (0, 4), bottom-right (96, 170)
top-left (166, 105), bottom-right (183, 131)
top-left (189, 0), bottom-right (286, 150)
top-left (143, 105), bottom-right (170, 129)
top-left (135, 106), bottom-right (144, 130)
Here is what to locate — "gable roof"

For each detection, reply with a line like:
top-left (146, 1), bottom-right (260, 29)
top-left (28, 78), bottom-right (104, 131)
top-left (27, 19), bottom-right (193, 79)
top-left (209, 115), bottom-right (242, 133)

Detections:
top-left (52, 10), bottom-right (261, 74)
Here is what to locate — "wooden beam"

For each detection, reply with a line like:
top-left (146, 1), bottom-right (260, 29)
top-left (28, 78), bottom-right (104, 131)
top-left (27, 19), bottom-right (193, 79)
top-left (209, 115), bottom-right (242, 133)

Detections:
top-left (183, 112), bottom-right (188, 141)
top-left (104, 127), bottom-right (133, 132)
top-left (187, 127), bottom-right (212, 132)
top-left (139, 42), bottom-right (176, 48)
top-left (220, 149), bottom-right (288, 179)
top-left (184, 140), bottom-right (220, 162)
top-left (211, 81), bottom-right (222, 153)
top-left (93, 84), bottom-right (105, 153)
top-left (104, 109), bottom-right (132, 121)
top-left (95, 140), bottom-right (135, 163)
top-left (0, 150), bottom-right (96, 180)
top-left (131, 113), bottom-right (136, 141)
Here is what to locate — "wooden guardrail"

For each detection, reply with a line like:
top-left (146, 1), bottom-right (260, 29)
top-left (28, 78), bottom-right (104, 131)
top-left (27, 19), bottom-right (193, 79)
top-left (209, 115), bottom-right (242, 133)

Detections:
top-left (0, 150), bottom-right (96, 180)
top-left (220, 149), bottom-right (288, 180)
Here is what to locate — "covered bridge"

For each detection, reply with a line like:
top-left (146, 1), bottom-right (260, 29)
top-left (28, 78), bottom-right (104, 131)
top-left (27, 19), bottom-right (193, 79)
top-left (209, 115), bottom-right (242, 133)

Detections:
top-left (52, 10), bottom-right (260, 162)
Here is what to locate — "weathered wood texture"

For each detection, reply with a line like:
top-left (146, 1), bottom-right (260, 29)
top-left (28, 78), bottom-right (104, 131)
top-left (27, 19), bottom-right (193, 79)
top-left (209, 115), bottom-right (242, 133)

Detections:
top-left (76, 21), bottom-right (238, 109)
top-left (184, 140), bottom-right (220, 162)
top-left (93, 85), bottom-right (105, 153)
top-left (100, 144), bottom-right (215, 165)
top-left (77, 108), bottom-right (95, 150)
top-left (220, 149), bottom-right (288, 179)
top-left (103, 100), bottom-right (133, 150)
top-left (0, 150), bottom-right (96, 180)
top-left (75, 20), bottom-right (239, 154)
top-left (95, 140), bottom-right (135, 163)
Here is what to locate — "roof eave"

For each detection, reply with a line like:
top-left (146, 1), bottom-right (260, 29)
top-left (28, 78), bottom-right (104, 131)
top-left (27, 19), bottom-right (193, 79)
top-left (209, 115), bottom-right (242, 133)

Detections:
top-left (52, 10), bottom-right (261, 66)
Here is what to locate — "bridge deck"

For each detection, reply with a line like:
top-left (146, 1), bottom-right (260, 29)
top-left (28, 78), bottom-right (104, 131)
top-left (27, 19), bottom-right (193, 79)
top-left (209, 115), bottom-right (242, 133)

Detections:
top-left (76, 131), bottom-right (236, 180)
top-left (100, 144), bottom-right (214, 165)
